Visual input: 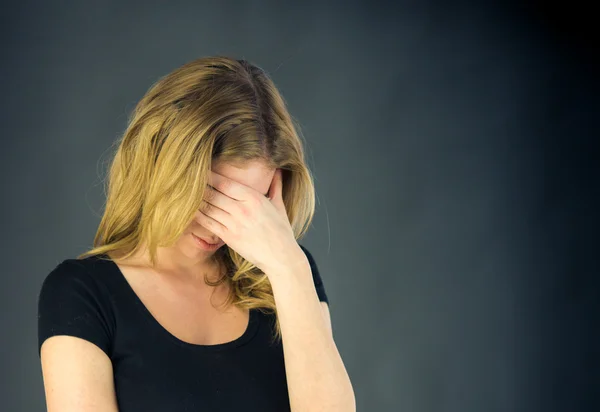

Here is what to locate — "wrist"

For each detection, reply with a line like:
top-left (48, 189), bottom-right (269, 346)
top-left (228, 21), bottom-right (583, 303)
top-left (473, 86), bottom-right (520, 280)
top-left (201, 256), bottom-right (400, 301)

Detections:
top-left (262, 245), bottom-right (309, 278)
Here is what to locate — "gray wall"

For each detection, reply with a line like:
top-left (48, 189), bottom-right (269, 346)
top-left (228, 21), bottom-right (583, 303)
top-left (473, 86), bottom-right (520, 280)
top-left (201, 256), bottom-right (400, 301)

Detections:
top-left (2, 1), bottom-right (598, 411)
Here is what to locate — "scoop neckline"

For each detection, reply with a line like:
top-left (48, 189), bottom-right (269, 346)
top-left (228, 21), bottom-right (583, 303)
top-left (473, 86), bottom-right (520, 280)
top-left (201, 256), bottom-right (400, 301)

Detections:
top-left (98, 253), bottom-right (260, 352)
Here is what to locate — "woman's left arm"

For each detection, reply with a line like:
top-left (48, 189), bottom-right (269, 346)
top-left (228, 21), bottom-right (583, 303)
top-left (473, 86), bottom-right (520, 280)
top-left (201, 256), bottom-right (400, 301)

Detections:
top-left (264, 249), bottom-right (356, 412)
top-left (198, 169), bottom-right (356, 411)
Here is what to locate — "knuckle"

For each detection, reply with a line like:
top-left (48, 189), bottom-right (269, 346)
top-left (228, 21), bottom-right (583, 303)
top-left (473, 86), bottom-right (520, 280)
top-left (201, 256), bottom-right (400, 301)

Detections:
top-left (219, 179), bottom-right (230, 191)
top-left (249, 195), bottom-right (261, 209)
top-left (205, 188), bottom-right (215, 201)
top-left (240, 205), bottom-right (251, 217)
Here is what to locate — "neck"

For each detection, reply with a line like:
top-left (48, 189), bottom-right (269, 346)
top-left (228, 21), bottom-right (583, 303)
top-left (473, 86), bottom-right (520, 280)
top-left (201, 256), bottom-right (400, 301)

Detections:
top-left (112, 241), bottom-right (224, 285)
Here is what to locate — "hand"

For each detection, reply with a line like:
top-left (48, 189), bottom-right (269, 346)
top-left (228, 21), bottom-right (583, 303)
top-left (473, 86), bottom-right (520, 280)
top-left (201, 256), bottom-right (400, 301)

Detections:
top-left (195, 168), bottom-right (304, 274)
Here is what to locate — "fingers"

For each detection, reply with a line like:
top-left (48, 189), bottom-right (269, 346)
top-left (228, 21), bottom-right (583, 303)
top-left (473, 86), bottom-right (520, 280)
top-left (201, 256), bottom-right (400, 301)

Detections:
top-left (204, 185), bottom-right (237, 213)
top-left (194, 208), bottom-right (228, 236)
top-left (208, 171), bottom-right (253, 201)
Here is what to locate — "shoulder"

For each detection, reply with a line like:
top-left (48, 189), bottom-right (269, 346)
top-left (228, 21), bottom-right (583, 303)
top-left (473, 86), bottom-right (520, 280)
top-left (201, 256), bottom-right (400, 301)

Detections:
top-left (38, 255), bottom-right (116, 358)
top-left (38, 255), bottom-right (119, 326)
top-left (41, 259), bottom-right (92, 289)
top-left (38, 254), bottom-right (115, 311)
top-left (40, 256), bottom-right (109, 295)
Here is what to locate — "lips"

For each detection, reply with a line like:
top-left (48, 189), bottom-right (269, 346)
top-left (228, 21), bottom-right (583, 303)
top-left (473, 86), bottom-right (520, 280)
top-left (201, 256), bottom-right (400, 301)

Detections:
top-left (194, 233), bottom-right (220, 245)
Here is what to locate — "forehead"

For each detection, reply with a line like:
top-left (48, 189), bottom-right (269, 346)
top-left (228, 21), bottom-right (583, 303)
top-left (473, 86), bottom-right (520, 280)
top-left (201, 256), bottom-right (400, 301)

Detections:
top-left (211, 159), bottom-right (275, 196)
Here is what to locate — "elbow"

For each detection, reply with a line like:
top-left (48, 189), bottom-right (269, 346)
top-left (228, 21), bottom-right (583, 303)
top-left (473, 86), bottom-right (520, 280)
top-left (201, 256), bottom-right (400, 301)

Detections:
top-left (345, 392), bottom-right (357, 412)
top-left (324, 390), bottom-right (357, 412)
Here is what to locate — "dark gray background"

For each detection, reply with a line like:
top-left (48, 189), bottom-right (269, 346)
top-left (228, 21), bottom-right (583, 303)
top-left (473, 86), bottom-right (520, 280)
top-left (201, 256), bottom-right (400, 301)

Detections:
top-left (2, 1), bottom-right (598, 411)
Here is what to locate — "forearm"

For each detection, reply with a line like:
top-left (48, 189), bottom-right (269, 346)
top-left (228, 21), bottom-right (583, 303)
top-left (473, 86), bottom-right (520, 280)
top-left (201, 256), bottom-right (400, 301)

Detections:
top-left (265, 249), bottom-right (356, 412)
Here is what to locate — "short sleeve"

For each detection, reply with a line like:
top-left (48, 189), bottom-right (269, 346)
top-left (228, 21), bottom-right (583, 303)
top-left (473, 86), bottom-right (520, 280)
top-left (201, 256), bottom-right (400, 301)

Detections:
top-left (299, 244), bottom-right (329, 305)
top-left (37, 259), bottom-right (114, 359)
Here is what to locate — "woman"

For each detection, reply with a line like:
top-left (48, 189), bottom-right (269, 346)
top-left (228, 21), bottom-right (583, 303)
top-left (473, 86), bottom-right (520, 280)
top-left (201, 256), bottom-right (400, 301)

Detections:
top-left (37, 56), bottom-right (355, 411)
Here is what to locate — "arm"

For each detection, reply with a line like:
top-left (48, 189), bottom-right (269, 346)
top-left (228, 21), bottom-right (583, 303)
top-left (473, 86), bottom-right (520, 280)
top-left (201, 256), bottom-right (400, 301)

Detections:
top-left (197, 169), bottom-right (355, 409)
top-left (40, 336), bottom-right (119, 411)
top-left (265, 248), bottom-right (356, 412)
top-left (38, 260), bottom-right (118, 411)
top-left (320, 301), bottom-right (333, 338)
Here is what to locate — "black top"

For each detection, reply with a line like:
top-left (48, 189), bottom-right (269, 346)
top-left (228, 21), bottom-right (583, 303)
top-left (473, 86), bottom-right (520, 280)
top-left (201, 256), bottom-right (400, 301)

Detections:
top-left (37, 244), bottom-right (329, 412)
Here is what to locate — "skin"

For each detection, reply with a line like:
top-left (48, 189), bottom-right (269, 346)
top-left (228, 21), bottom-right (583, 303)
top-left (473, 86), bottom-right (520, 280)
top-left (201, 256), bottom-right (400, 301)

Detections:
top-left (196, 161), bottom-right (304, 275)
top-left (40, 159), bottom-right (345, 412)
top-left (123, 159), bottom-right (277, 285)
top-left (194, 162), bottom-right (354, 410)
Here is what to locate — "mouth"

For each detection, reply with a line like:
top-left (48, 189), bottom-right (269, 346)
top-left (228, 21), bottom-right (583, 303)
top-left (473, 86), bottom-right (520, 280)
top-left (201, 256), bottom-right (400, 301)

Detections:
top-left (192, 233), bottom-right (221, 246)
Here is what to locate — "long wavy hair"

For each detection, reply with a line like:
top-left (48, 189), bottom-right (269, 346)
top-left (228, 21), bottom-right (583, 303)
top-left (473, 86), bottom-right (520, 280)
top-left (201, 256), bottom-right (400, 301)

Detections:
top-left (77, 56), bottom-right (316, 344)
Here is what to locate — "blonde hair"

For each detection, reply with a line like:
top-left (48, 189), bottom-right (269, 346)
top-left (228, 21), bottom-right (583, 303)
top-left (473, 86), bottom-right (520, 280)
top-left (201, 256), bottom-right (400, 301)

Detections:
top-left (77, 56), bottom-right (316, 344)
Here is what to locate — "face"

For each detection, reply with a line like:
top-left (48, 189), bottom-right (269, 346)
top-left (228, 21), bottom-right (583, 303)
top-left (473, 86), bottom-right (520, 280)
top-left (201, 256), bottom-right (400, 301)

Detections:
top-left (186, 159), bottom-right (276, 255)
